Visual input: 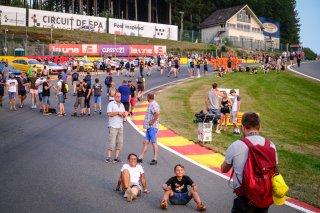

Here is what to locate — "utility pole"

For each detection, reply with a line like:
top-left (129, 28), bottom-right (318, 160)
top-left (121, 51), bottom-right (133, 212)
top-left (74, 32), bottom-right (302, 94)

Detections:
top-left (4, 28), bottom-right (8, 56)
top-left (134, 0), bottom-right (138, 21)
top-left (179, 11), bottom-right (184, 41)
top-left (148, 0), bottom-right (152, 22)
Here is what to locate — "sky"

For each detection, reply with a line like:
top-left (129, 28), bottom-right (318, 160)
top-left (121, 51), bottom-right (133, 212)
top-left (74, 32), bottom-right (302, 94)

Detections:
top-left (296, 0), bottom-right (320, 54)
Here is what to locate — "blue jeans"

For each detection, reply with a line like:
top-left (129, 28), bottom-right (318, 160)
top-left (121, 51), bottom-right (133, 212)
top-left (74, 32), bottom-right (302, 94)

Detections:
top-left (209, 108), bottom-right (221, 126)
top-left (169, 192), bottom-right (192, 205)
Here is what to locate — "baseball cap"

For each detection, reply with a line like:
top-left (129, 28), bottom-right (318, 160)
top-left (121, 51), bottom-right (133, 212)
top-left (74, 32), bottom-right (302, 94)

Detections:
top-left (272, 174), bottom-right (289, 206)
top-left (229, 89), bottom-right (236, 94)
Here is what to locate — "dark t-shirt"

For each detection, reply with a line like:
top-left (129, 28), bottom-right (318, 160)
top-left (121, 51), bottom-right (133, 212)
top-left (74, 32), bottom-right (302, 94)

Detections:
top-left (93, 83), bottom-right (102, 96)
top-left (18, 78), bottom-right (27, 91)
top-left (165, 176), bottom-right (194, 193)
top-left (129, 85), bottom-right (136, 97)
top-left (30, 77), bottom-right (37, 89)
top-left (0, 78), bottom-right (6, 90)
top-left (42, 82), bottom-right (50, 97)
top-left (118, 84), bottom-right (130, 103)
top-left (72, 72), bottom-right (79, 81)
top-left (85, 84), bottom-right (91, 98)
top-left (77, 86), bottom-right (86, 97)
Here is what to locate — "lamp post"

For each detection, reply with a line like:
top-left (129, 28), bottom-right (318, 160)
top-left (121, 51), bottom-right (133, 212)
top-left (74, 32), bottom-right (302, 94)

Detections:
top-left (4, 28), bottom-right (8, 56)
top-left (179, 11), bottom-right (184, 41)
top-left (50, 28), bottom-right (53, 56)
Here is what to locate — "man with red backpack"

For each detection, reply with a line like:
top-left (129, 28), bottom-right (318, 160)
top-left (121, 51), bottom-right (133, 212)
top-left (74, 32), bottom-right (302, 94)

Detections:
top-left (221, 112), bottom-right (278, 213)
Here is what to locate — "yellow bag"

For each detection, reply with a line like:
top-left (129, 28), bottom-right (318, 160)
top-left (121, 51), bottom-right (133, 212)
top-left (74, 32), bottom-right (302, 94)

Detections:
top-left (272, 174), bottom-right (289, 205)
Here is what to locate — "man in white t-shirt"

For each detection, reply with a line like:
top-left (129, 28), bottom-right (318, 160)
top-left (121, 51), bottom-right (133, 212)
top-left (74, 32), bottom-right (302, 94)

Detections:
top-left (7, 73), bottom-right (18, 111)
top-left (115, 153), bottom-right (148, 202)
top-left (230, 89), bottom-right (241, 134)
top-left (36, 75), bottom-right (46, 112)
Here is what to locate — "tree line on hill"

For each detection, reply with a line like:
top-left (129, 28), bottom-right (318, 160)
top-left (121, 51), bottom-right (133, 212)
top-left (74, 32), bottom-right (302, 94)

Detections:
top-left (1, 0), bottom-right (300, 46)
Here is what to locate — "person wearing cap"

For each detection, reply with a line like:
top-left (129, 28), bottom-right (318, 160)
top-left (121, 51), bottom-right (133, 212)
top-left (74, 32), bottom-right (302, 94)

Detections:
top-left (35, 74), bottom-right (46, 112)
top-left (220, 112), bottom-right (278, 212)
top-left (230, 89), bottom-right (241, 135)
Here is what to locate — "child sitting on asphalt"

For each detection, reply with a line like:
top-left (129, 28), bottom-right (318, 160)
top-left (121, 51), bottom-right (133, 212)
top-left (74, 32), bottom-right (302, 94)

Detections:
top-left (160, 164), bottom-right (207, 211)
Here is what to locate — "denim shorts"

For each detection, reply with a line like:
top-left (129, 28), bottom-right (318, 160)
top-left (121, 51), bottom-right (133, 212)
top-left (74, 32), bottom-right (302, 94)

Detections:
top-left (169, 192), bottom-right (192, 205)
top-left (58, 93), bottom-right (64, 103)
top-left (94, 95), bottom-right (102, 103)
top-left (42, 96), bottom-right (50, 105)
top-left (208, 108), bottom-right (221, 125)
top-left (8, 92), bottom-right (16, 99)
top-left (38, 92), bottom-right (43, 102)
top-left (144, 127), bottom-right (158, 143)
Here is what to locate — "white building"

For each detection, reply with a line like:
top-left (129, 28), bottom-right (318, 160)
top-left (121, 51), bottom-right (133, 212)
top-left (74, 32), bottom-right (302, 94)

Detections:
top-left (200, 5), bottom-right (266, 50)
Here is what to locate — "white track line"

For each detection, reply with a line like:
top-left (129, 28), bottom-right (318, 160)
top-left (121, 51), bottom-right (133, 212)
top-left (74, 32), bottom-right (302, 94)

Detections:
top-left (127, 71), bottom-right (317, 213)
top-left (287, 62), bottom-right (320, 82)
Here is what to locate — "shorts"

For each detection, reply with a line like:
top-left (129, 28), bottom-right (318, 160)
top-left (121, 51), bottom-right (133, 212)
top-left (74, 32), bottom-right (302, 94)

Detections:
top-left (0, 90), bottom-right (4, 96)
top-left (85, 97), bottom-right (91, 108)
top-left (94, 95), bottom-right (102, 103)
top-left (57, 93), bottom-right (64, 104)
top-left (8, 92), bottom-right (16, 99)
top-left (74, 97), bottom-right (85, 108)
top-left (30, 89), bottom-right (38, 95)
top-left (145, 127), bottom-right (158, 143)
top-left (137, 84), bottom-right (144, 92)
top-left (130, 68), bottom-right (135, 72)
top-left (18, 90), bottom-right (26, 96)
top-left (122, 102), bottom-right (130, 112)
top-left (231, 111), bottom-right (238, 123)
top-left (42, 96), bottom-right (50, 105)
top-left (169, 192), bottom-right (192, 205)
top-left (130, 97), bottom-right (136, 107)
top-left (108, 127), bottom-right (124, 151)
top-left (208, 109), bottom-right (221, 125)
top-left (38, 92), bottom-right (43, 102)
top-left (73, 81), bottom-right (79, 88)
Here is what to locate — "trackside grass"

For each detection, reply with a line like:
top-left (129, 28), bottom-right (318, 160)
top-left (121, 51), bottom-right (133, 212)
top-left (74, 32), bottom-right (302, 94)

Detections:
top-left (156, 70), bottom-right (320, 207)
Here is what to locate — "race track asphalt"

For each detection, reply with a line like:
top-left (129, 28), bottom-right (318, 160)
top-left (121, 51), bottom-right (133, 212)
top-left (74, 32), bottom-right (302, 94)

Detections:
top-left (290, 60), bottom-right (320, 80)
top-left (0, 66), bottom-right (300, 213)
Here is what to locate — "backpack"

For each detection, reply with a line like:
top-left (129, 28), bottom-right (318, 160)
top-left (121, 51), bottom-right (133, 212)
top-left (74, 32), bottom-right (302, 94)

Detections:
top-left (232, 138), bottom-right (277, 208)
top-left (61, 81), bottom-right (68, 94)
top-left (105, 75), bottom-right (112, 86)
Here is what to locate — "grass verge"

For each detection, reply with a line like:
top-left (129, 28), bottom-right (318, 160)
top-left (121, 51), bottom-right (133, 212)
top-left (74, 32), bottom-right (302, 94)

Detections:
top-left (156, 70), bottom-right (320, 207)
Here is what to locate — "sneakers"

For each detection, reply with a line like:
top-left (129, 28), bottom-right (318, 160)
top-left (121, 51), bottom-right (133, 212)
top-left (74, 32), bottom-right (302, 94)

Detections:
top-left (71, 112), bottom-right (77, 117)
top-left (113, 158), bottom-right (122, 163)
top-left (99, 111), bottom-right (102, 115)
top-left (215, 129), bottom-right (221, 134)
top-left (197, 203), bottom-right (207, 211)
top-left (150, 159), bottom-right (157, 165)
top-left (160, 200), bottom-right (168, 209)
top-left (125, 188), bottom-right (133, 202)
top-left (105, 158), bottom-right (112, 163)
top-left (137, 158), bottom-right (143, 163)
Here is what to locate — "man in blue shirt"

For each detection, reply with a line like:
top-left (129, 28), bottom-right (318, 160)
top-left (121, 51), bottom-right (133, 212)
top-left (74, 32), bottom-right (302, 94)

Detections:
top-left (118, 80), bottom-right (131, 112)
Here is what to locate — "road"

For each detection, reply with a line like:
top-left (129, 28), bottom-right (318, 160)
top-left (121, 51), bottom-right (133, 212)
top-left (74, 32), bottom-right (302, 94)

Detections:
top-left (290, 61), bottom-right (320, 80)
top-left (0, 66), bottom-right (300, 213)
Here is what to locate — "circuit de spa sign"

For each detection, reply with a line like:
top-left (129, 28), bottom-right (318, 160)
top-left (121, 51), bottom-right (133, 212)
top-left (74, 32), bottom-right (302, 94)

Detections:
top-left (28, 9), bottom-right (106, 33)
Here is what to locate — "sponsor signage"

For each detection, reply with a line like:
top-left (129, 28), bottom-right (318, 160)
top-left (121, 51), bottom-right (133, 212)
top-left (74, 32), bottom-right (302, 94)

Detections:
top-left (259, 17), bottom-right (280, 38)
top-left (29, 9), bottom-right (106, 33)
top-left (0, 5), bottom-right (26, 26)
top-left (109, 18), bottom-right (178, 41)
top-left (49, 44), bottom-right (167, 56)
top-left (99, 45), bottom-right (129, 56)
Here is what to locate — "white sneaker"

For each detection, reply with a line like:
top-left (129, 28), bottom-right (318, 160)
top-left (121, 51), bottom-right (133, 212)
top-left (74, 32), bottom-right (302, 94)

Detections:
top-left (215, 129), bottom-right (221, 134)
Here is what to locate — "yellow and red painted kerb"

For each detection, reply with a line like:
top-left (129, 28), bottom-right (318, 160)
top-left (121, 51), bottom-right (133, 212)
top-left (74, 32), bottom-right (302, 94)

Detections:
top-left (130, 79), bottom-right (320, 213)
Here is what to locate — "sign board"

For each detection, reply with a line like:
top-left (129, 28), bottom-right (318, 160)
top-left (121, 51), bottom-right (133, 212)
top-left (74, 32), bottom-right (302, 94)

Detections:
top-left (109, 18), bottom-right (178, 41)
top-left (0, 5), bottom-right (26, 26)
top-left (49, 44), bottom-right (167, 56)
top-left (259, 17), bottom-right (280, 38)
top-left (29, 9), bottom-right (106, 33)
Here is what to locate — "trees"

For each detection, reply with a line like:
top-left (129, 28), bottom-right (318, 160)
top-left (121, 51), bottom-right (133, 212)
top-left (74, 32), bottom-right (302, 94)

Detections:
top-left (302, 47), bottom-right (317, 60)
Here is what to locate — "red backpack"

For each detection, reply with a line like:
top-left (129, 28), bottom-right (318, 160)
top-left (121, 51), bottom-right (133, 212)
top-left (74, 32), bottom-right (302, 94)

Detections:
top-left (233, 138), bottom-right (277, 208)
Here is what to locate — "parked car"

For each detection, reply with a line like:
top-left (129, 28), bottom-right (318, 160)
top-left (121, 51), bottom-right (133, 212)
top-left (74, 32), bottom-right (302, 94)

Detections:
top-left (9, 59), bottom-right (43, 75)
top-left (46, 62), bottom-right (64, 74)
top-left (77, 59), bottom-right (93, 71)
top-left (0, 62), bottom-right (22, 79)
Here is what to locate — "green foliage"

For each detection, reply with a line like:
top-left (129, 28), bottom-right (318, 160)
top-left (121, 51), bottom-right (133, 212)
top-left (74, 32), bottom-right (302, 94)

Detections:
top-left (303, 47), bottom-right (317, 60)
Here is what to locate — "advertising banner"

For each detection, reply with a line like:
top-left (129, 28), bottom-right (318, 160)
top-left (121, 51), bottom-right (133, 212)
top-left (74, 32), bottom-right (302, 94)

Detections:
top-left (259, 17), bottom-right (280, 38)
top-left (29, 9), bottom-right (106, 33)
top-left (99, 45), bottom-right (129, 57)
top-left (0, 5), bottom-right (26, 26)
top-left (49, 44), bottom-right (99, 56)
top-left (49, 44), bottom-right (166, 56)
top-left (109, 18), bottom-right (178, 41)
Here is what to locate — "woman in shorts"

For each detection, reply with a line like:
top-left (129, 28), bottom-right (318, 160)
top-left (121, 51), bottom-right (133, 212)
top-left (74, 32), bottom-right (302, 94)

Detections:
top-left (219, 91), bottom-right (231, 131)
